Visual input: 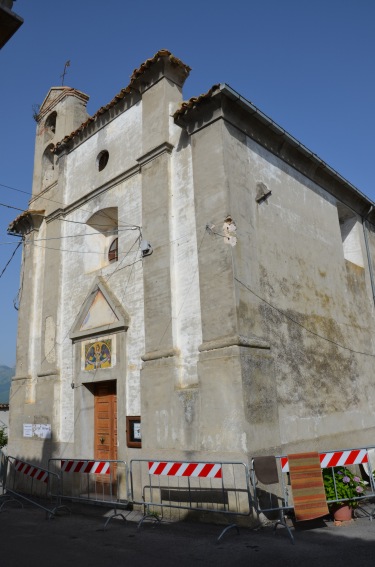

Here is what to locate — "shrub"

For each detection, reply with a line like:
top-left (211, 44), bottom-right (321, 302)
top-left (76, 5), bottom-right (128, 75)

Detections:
top-left (323, 466), bottom-right (367, 508)
top-left (0, 426), bottom-right (8, 449)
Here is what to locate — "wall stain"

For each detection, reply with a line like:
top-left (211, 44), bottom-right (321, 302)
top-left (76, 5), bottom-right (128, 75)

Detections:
top-left (259, 301), bottom-right (360, 416)
top-left (253, 261), bottom-right (368, 418)
top-left (176, 388), bottom-right (198, 425)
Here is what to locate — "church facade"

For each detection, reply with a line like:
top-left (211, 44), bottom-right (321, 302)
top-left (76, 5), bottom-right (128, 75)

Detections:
top-left (8, 50), bottom-right (375, 473)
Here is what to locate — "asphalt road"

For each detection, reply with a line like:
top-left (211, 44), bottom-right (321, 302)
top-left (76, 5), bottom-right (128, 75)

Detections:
top-left (1, 500), bottom-right (375, 566)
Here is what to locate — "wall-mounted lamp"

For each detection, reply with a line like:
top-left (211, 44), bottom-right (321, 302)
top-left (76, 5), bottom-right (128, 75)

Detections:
top-left (255, 182), bottom-right (272, 204)
top-left (141, 240), bottom-right (153, 257)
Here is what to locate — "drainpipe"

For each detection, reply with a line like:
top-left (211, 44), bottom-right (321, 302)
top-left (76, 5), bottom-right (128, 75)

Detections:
top-left (363, 206), bottom-right (375, 304)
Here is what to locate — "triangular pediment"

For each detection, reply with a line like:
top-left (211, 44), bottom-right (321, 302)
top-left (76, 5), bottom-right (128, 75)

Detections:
top-left (38, 86), bottom-right (89, 119)
top-left (70, 277), bottom-right (129, 341)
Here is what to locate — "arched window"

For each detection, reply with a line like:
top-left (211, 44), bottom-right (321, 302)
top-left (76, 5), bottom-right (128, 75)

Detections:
top-left (42, 144), bottom-right (55, 188)
top-left (84, 207), bottom-right (118, 272)
top-left (44, 111), bottom-right (57, 143)
top-left (108, 238), bottom-right (118, 263)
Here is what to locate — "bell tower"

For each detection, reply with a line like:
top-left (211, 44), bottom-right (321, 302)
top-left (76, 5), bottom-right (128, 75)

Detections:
top-left (32, 87), bottom-right (89, 198)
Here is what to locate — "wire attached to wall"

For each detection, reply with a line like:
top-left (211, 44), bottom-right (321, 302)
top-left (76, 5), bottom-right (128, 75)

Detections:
top-left (234, 276), bottom-right (375, 358)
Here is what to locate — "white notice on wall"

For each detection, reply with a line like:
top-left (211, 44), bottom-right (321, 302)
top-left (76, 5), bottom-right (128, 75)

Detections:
top-left (23, 424), bottom-right (33, 438)
top-left (23, 423), bottom-right (52, 439)
top-left (33, 424), bottom-right (52, 439)
top-left (133, 422), bottom-right (141, 440)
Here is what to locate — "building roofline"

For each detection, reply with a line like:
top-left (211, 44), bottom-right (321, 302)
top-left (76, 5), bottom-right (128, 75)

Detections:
top-left (219, 83), bottom-right (373, 208)
top-left (174, 82), bottom-right (375, 217)
top-left (53, 50), bottom-right (190, 154)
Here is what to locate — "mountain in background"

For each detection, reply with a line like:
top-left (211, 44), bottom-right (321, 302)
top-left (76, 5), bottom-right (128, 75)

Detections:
top-left (0, 365), bottom-right (14, 403)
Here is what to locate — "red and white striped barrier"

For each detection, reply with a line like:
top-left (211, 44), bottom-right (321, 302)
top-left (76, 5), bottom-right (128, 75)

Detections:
top-left (280, 449), bottom-right (368, 473)
top-left (148, 461), bottom-right (222, 478)
top-left (14, 459), bottom-right (48, 483)
top-left (61, 460), bottom-right (110, 475)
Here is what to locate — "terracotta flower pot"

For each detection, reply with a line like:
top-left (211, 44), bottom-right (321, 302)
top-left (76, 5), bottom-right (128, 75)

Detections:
top-left (332, 504), bottom-right (352, 521)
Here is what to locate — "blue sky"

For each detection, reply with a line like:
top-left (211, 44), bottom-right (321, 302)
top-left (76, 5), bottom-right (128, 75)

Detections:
top-left (1, 0), bottom-right (374, 367)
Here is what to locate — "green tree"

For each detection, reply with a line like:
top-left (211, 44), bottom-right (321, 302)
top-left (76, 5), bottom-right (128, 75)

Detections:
top-left (0, 427), bottom-right (8, 449)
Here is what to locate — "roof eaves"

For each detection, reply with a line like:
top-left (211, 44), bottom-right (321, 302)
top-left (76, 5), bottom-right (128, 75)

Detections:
top-left (8, 209), bottom-right (45, 235)
top-left (54, 50), bottom-right (190, 153)
top-left (174, 82), bottom-right (374, 211)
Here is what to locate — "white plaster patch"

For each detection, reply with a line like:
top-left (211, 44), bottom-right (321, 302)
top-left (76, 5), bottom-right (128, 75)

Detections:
top-left (223, 218), bottom-right (237, 246)
top-left (170, 138), bottom-right (202, 388)
top-left (240, 432), bottom-right (248, 453)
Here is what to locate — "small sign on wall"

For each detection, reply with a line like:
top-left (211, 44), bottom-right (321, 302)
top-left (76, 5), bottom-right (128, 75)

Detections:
top-left (23, 423), bottom-right (52, 439)
top-left (23, 424), bottom-right (33, 438)
top-left (126, 416), bottom-right (141, 448)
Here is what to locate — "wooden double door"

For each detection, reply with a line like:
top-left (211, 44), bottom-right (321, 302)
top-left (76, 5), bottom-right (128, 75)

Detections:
top-left (93, 381), bottom-right (117, 494)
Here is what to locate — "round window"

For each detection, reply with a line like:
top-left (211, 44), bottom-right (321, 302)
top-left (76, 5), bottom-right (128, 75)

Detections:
top-left (97, 150), bottom-right (109, 171)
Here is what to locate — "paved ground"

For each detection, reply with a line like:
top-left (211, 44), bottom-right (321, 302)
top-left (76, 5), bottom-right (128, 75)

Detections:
top-left (1, 499), bottom-right (375, 566)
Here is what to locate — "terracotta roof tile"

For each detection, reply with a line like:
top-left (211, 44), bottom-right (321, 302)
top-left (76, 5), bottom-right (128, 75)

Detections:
top-left (54, 50), bottom-right (191, 153)
top-left (173, 84), bottom-right (221, 120)
top-left (130, 49), bottom-right (190, 82)
top-left (8, 209), bottom-right (45, 234)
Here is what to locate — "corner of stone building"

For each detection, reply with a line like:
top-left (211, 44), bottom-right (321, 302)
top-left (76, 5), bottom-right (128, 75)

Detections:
top-left (135, 52), bottom-right (190, 156)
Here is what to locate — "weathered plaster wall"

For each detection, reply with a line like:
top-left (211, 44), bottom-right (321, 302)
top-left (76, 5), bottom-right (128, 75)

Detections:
top-left (65, 103), bottom-right (141, 204)
top-left (58, 180), bottom-right (144, 453)
top-left (10, 59), bottom-right (375, 473)
top-left (229, 123), bottom-right (375, 453)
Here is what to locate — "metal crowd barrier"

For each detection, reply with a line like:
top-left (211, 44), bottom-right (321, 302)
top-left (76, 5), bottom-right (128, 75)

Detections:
top-left (250, 455), bottom-right (294, 543)
top-left (251, 445), bottom-right (375, 544)
top-left (0, 449), bottom-right (6, 493)
top-left (282, 447), bottom-right (375, 519)
top-left (48, 458), bottom-right (129, 527)
top-left (130, 458), bottom-right (252, 541)
top-left (2, 456), bottom-right (66, 518)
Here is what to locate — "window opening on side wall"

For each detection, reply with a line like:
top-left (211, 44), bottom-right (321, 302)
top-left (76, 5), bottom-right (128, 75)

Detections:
top-left (337, 202), bottom-right (364, 268)
top-left (108, 238), bottom-right (118, 263)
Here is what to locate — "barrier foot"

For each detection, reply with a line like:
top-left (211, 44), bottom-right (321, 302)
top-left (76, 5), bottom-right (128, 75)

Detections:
top-left (49, 504), bottom-right (71, 519)
top-left (354, 504), bottom-right (374, 522)
top-left (217, 523), bottom-right (239, 542)
top-left (273, 514), bottom-right (294, 545)
top-left (138, 513), bottom-right (161, 529)
top-left (103, 512), bottom-right (127, 529)
top-left (0, 495), bottom-right (24, 512)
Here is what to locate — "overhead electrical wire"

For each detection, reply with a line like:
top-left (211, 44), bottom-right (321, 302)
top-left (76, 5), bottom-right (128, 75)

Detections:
top-left (25, 240), bottom-right (141, 256)
top-left (105, 234), bottom-right (142, 283)
top-left (5, 178), bottom-right (375, 361)
top-left (0, 202), bottom-right (25, 212)
top-left (0, 182), bottom-right (139, 230)
top-left (58, 217), bottom-right (140, 230)
top-left (0, 242), bottom-right (22, 280)
top-left (23, 226), bottom-right (140, 242)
